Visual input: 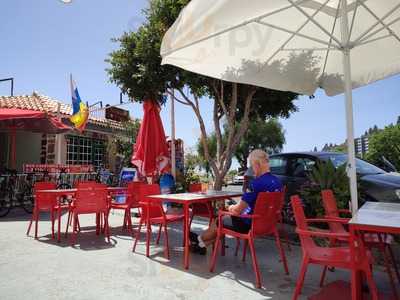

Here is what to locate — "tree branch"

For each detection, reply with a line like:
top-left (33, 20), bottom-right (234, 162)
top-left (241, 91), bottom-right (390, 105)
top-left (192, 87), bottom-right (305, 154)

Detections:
top-left (166, 89), bottom-right (191, 106)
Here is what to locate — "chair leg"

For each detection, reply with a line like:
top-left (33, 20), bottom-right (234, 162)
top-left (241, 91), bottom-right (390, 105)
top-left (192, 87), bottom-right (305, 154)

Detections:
top-left (70, 213), bottom-right (78, 245)
top-left (163, 223), bottom-right (170, 260)
top-left (51, 210), bottom-right (55, 239)
top-left (209, 232), bottom-right (221, 272)
top-left (57, 208), bottom-right (61, 243)
top-left (122, 210), bottom-right (127, 229)
top-left (104, 212), bottom-right (110, 243)
top-left (274, 231), bottom-right (289, 275)
top-left (234, 238), bottom-right (240, 257)
top-left (248, 238), bottom-right (262, 288)
top-left (156, 224), bottom-right (163, 245)
top-left (146, 223), bottom-right (152, 257)
top-left (387, 244), bottom-right (400, 284)
top-left (34, 210), bottom-right (39, 239)
top-left (242, 240), bottom-right (248, 262)
top-left (26, 209), bottom-right (35, 236)
top-left (292, 256), bottom-right (309, 300)
top-left (132, 220), bottom-right (143, 252)
top-left (320, 266), bottom-right (328, 287)
top-left (127, 209), bottom-right (133, 233)
top-left (65, 210), bottom-right (71, 237)
top-left (96, 213), bottom-right (100, 235)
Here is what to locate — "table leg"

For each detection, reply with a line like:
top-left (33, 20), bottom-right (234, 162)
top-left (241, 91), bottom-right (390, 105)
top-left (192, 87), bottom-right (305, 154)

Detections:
top-left (350, 226), bottom-right (363, 300)
top-left (184, 203), bottom-right (190, 270)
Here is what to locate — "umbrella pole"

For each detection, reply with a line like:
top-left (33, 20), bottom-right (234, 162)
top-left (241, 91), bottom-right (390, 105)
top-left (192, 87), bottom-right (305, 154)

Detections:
top-left (341, 0), bottom-right (358, 214)
top-left (170, 89), bottom-right (176, 178)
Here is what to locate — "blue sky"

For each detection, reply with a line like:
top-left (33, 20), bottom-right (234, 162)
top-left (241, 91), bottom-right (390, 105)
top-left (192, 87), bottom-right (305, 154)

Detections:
top-left (1, 0), bottom-right (399, 161)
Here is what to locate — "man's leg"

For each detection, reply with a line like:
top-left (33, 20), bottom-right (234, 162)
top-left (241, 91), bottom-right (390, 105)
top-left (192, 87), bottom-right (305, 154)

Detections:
top-left (200, 219), bottom-right (218, 246)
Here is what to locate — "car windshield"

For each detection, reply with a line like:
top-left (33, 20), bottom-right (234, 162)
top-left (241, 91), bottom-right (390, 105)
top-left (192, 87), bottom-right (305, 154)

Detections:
top-left (322, 154), bottom-right (386, 175)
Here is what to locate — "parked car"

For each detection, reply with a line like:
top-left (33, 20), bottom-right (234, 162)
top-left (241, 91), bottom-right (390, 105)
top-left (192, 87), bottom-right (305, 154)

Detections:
top-left (269, 152), bottom-right (400, 222)
top-left (233, 173), bottom-right (245, 185)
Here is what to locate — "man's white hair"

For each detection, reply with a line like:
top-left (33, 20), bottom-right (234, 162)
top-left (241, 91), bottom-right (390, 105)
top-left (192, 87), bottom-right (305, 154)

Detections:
top-left (249, 149), bottom-right (269, 164)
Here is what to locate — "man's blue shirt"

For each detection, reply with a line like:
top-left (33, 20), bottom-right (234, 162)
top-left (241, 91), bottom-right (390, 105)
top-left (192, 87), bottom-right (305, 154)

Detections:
top-left (241, 172), bottom-right (283, 225)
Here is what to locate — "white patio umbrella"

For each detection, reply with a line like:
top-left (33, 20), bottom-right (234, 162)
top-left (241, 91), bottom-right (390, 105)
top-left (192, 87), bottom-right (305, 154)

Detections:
top-left (161, 0), bottom-right (400, 213)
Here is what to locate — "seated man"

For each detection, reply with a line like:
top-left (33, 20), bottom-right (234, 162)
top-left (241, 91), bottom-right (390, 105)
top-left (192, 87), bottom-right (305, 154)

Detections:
top-left (190, 149), bottom-right (283, 254)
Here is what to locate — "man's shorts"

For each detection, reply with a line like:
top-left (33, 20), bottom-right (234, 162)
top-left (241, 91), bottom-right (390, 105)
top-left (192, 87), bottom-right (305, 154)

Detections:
top-left (218, 215), bottom-right (251, 234)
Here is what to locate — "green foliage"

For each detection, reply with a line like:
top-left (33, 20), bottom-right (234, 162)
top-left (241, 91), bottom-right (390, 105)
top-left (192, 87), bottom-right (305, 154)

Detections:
top-left (110, 120), bottom-right (141, 167)
top-left (234, 118), bottom-right (285, 170)
top-left (299, 160), bottom-right (351, 217)
top-left (365, 124), bottom-right (400, 170)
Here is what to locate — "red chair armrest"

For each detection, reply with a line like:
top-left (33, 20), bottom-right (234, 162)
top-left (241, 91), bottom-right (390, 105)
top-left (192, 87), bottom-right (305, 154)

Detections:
top-left (323, 216), bottom-right (351, 223)
top-left (296, 228), bottom-right (350, 240)
top-left (306, 218), bottom-right (349, 224)
top-left (218, 210), bottom-right (260, 219)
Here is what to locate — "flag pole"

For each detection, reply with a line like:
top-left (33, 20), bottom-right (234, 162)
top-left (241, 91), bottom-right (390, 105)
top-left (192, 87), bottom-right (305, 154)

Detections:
top-left (170, 89), bottom-right (176, 178)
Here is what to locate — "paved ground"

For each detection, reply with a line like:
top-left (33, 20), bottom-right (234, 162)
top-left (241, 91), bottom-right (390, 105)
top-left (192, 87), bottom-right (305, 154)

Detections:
top-left (0, 206), bottom-right (393, 300)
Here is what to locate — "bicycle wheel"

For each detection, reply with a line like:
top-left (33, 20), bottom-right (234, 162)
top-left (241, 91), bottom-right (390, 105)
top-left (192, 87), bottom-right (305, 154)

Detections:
top-left (0, 200), bottom-right (11, 217)
top-left (21, 193), bottom-right (34, 214)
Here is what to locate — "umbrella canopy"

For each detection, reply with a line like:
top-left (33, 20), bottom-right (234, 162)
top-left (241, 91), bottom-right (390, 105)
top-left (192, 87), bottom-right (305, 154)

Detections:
top-left (131, 101), bottom-right (169, 177)
top-left (0, 108), bottom-right (71, 169)
top-left (0, 108), bottom-right (71, 134)
top-left (161, 0), bottom-right (400, 213)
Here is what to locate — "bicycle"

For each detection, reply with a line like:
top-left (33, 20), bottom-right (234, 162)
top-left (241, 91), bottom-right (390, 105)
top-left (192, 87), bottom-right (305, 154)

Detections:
top-left (0, 170), bottom-right (34, 217)
top-left (55, 167), bottom-right (72, 189)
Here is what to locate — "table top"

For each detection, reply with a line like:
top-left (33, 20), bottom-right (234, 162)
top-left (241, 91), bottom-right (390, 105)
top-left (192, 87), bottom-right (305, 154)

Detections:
top-left (349, 201), bottom-right (400, 230)
top-left (148, 191), bottom-right (242, 203)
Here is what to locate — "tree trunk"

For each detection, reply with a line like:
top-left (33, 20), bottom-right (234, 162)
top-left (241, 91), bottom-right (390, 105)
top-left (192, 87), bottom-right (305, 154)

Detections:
top-left (213, 174), bottom-right (224, 191)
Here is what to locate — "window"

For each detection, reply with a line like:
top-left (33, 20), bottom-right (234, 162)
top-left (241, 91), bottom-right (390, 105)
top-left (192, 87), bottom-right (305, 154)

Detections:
top-left (66, 136), bottom-right (105, 167)
top-left (290, 157), bottom-right (316, 177)
top-left (269, 156), bottom-right (288, 175)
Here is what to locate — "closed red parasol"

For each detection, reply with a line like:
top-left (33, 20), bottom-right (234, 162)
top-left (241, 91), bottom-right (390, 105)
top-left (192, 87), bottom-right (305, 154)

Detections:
top-left (131, 101), bottom-right (169, 177)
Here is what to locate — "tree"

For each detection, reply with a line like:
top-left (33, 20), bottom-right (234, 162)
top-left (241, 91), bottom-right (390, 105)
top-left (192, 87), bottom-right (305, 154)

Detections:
top-left (108, 119), bottom-right (141, 169)
top-left (106, 0), bottom-right (298, 189)
top-left (397, 116), bottom-right (400, 125)
top-left (234, 118), bottom-right (285, 171)
top-left (365, 124), bottom-right (400, 170)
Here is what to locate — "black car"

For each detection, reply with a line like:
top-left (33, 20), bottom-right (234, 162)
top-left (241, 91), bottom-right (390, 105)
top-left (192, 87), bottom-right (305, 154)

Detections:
top-left (269, 152), bottom-right (400, 219)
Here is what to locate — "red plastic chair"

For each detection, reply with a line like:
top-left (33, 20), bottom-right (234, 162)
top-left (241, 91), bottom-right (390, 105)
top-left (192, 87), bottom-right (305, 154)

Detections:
top-left (68, 184), bottom-right (110, 245)
top-left (209, 192), bottom-right (289, 288)
top-left (132, 184), bottom-right (184, 259)
top-left (290, 195), bottom-right (378, 300)
top-left (109, 182), bottom-right (143, 232)
top-left (188, 183), bottom-right (214, 228)
top-left (26, 182), bottom-right (68, 242)
top-left (321, 189), bottom-right (400, 297)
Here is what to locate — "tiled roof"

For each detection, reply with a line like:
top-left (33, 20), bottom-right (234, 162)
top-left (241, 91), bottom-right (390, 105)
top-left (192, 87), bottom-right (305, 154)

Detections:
top-left (0, 92), bottom-right (125, 131)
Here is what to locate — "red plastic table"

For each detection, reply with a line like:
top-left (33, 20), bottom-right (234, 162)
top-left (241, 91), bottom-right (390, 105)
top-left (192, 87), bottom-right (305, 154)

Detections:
top-left (148, 191), bottom-right (243, 269)
top-left (349, 202), bottom-right (400, 300)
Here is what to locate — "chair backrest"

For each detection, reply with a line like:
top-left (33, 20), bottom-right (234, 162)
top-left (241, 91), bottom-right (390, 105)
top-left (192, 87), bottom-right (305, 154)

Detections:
top-left (74, 186), bottom-right (108, 213)
top-left (126, 182), bottom-right (144, 206)
top-left (251, 191), bottom-right (283, 236)
top-left (34, 181), bottom-right (56, 192)
top-left (291, 195), bottom-right (318, 252)
top-left (138, 184), bottom-right (163, 219)
top-left (34, 182), bottom-right (57, 210)
top-left (321, 189), bottom-right (347, 234)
